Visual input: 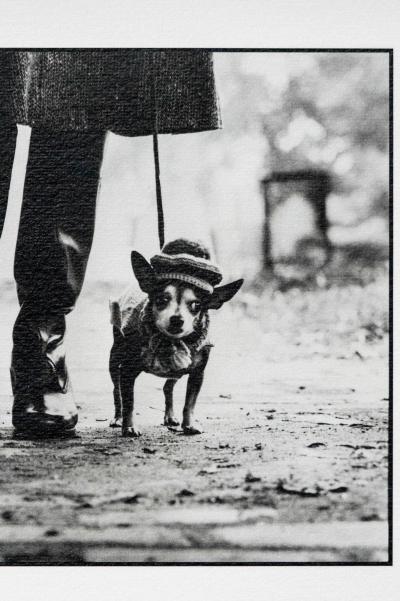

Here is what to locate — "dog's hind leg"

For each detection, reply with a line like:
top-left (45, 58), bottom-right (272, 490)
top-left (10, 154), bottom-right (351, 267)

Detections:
top-left (163, 378), bottom-right (180, 427)
top-left (109, 327), bottom-right (123, 427)
top-left (120, 358), bottom-right (141, 437)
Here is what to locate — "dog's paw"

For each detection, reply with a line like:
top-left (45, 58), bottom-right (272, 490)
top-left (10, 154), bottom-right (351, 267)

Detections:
top-left (164, 415), bottom-right (180, 427)
top-left (182, 425), bottom-right (203, 435)
top-left (122, 426), bottom-right (142, 438)
top-left (109, 417), bottom-right (122, 428)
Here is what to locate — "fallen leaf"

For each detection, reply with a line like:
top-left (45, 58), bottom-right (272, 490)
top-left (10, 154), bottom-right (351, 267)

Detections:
top-left (240, 507), bottom-right (277, 522)
top-left (206, 496), bottom-right (225, 504)
top-left (307, 442), bottom-right (326, 448)
top-left (198, 465), bottom-right (218, 475)
top-left (93, 448), bottom-right (122, 456)
top-left (245, 472), bottom-right (261, 483)
top-left (361, 512), bottom-right (383, 521)
top-left (276, 480), bottom-right (322, 497)
top-left (177, 489), bottom-right (195, 497)
top-left (80, 493), bottom-right (142, 508)
top-left (328, 486), bottom-right (348, 494)
top-left (44, 528), bottom-right (60, 537)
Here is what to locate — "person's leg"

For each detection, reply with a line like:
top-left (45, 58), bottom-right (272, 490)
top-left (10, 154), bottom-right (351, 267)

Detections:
top-left (0, 123), bottom-right (18, 239)
top-left (11, 128), bottom-right (106, 435)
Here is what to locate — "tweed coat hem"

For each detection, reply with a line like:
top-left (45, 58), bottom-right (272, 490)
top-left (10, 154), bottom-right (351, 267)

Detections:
top-left (0, 50), bottom-right (221, 136)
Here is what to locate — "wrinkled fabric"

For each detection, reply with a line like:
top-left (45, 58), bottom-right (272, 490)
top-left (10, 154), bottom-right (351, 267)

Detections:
top-left (11, 130), bottom-right (105, 411)
top-left (0, 123), bottom-right (17, 238)
top-left (0, 50), bottom-right (221, 135)
top-left (13, 129), bottom-right (105, 309)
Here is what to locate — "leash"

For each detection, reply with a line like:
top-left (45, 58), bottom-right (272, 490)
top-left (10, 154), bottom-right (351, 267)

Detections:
top-left (152, 54), bottom-right (165, 250)
top-left (153, 132), bottom-right (165, 250)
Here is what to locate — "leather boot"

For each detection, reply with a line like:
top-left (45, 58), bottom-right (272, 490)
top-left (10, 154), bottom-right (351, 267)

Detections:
top-left (11, 311), bottom-right (77, 435)
top-left (9, 128), bottom-right (106, 436)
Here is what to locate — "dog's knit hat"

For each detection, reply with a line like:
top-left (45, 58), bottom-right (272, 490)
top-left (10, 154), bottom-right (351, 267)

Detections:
top-left (150, 239), bottom-right (223, 294)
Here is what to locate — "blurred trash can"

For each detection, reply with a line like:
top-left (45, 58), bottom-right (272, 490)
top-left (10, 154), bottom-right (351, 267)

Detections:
top-left (261, 169), bottom-right (332, 276)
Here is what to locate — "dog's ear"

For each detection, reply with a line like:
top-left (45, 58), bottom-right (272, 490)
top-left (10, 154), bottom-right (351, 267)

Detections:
top-left (207, 279), bottom-right (244, 310)
top-left (131, 251), bottom-right (156, 293)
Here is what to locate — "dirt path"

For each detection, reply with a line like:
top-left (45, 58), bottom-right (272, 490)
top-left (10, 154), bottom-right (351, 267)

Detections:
top-left (0, 284), bottom-right (389, 563)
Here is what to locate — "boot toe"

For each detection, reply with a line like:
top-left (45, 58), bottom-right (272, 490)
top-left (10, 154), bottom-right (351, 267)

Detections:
top-left (12, 393), bottom-right (78, 437)
top-left (13, 411), bottom-right (78, 437)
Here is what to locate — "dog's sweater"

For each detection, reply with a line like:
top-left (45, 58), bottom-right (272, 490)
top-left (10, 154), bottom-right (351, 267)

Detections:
top-left (110, 287), bottom-right (212, 377)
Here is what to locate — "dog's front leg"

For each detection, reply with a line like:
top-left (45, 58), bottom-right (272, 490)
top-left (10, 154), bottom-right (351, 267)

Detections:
top-left (120, 358), bottom-right (142, 437)
top-left (182, 368), bottom-right (205, 435)
top-left (163, 378), bottom-right (180, 426)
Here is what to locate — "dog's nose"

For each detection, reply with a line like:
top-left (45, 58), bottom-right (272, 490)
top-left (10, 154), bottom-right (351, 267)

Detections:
top-left (170, 315), bottom-right (184, 327)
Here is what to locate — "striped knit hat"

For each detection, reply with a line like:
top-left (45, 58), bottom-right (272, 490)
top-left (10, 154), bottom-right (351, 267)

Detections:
top-left (150, 239), bottom-right (223, 294)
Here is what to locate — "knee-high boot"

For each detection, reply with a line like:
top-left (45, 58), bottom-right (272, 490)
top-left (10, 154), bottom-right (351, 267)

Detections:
top-left (11, 128), bottom-right (106, 435)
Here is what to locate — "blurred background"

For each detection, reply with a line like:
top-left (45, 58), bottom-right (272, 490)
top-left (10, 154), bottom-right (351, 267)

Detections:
top-left (0, 51), bottom-right (389, 371)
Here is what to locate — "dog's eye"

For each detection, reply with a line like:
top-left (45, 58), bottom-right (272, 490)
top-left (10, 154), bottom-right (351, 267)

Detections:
top-left (155, 295), bottom-right (170, 309)
top-left (188, 301), bottom-right (201, 314)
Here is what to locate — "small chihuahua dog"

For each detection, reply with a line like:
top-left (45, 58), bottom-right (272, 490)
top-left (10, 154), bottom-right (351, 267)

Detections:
top-left (109, 239), bottom-right (243, 437)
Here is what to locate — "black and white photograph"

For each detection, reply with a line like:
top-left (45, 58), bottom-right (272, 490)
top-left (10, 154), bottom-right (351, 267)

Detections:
top-left (0, 2), bottom-right (396, 597)
top-left (0, 46), bottom-right (390, 566)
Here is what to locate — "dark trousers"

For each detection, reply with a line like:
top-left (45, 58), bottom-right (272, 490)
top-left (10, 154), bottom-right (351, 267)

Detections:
top-left (1, 126), bottom-right (105, 401)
